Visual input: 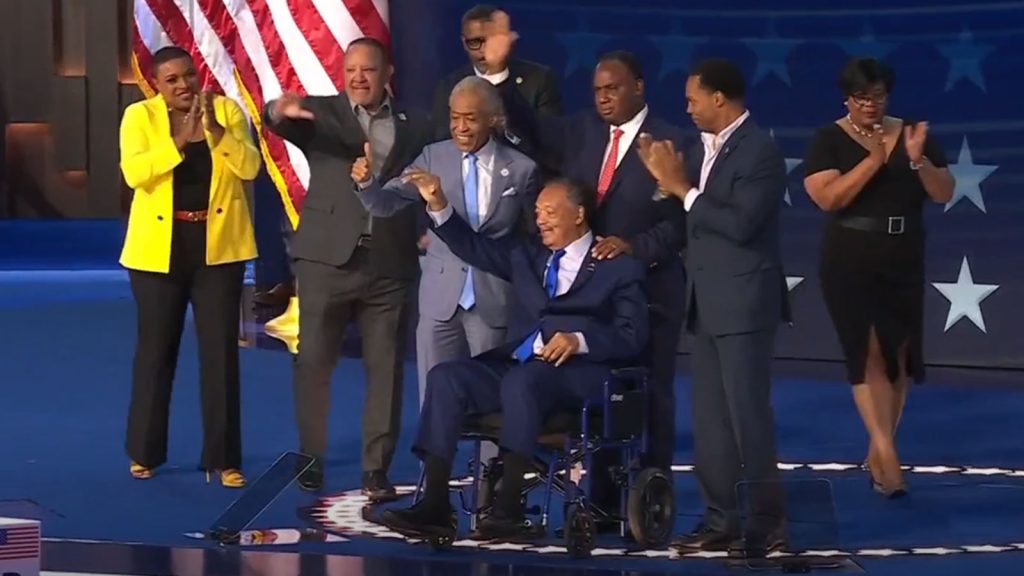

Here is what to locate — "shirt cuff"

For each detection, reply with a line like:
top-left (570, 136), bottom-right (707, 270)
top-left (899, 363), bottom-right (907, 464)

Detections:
top-left (356, 178), bottom-right (374, 190)
top-left (683, 187), bottom-right (702, 212)
top-left (476, 67), bottom-right (510, 85)
top-left (427, 203), bottom-right (454, 226)
top-left (574, 332), bottom-right (589, 354)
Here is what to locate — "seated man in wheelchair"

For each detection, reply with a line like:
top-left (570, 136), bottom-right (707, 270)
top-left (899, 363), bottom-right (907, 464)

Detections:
top-left (378, 175), bottom-right (649, 543)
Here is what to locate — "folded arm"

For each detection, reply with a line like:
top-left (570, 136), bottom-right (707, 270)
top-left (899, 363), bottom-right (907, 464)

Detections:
top-left (426, 204), bottom-right (515, 281)
top-left (689, 145), bottom-right (786, 245)
top-left (213, 98), bottom-right (261, 180)
top-left (579, 264), bottom-right (650, 362)
top-left (119, 105), bottom-right (183, 190)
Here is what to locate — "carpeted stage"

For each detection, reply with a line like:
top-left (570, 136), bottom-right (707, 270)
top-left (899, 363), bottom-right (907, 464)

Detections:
top-left (1, 220), bottom-right (1022, 576)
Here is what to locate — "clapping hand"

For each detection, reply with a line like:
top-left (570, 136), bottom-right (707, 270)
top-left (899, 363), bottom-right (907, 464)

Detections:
top-left (401, 169), bottom-right (446, 210)
top-left (539, 332), bottom-right (580, 366)
top-left (172, 95), bottom-right (202, 150)
top-left (351, 143), bottom-right (373, 184)
top-left (903, 121), bottom-right (928, 164)
top-left (200, 91), bottom-right (225, 144)
top-left (636, 133), bottom-right (688, 198)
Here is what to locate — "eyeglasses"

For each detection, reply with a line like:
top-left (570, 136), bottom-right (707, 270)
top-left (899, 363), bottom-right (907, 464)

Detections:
top-left (463, 36), bottom-right (486, 50)
top-left (850, 92), bottom-right (888, 107)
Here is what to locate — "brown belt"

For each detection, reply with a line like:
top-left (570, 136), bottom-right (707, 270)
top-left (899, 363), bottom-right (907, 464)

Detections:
top-left (173, 210), bottom-right (208, 222)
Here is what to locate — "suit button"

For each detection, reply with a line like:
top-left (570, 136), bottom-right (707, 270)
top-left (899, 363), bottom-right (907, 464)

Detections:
top-left (216, 208), bottom-right (223, 214)
top-left (157, 215), bottom-right (164, 221)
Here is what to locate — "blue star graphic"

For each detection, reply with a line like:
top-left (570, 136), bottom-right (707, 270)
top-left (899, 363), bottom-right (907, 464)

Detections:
top-left (556, 24), bottom-right (611, 79)
top-left (650, 34), bottom-right (706, 82)
top-left (742, 22), bottom-right (799, 86)
top-left (945, 136), bottom-right (998, 213)
top-left (937, 29), bottom-right (994, 92)
top-left (837, 24), bottom-right (896, 59)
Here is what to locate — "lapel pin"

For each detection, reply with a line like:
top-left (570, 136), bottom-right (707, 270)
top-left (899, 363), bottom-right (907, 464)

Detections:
top-left (397, 112), bottom-right (407, 121)
top-left (500, 167), bottom-right (509, 177)
top-left (515, 76), bottom-right (523, 85)
top-left (586, 262), bottom-right (596, 272)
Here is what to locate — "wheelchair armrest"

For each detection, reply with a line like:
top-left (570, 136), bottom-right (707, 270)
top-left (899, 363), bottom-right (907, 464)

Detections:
top-left (610, 366), bottom-right (649, 383)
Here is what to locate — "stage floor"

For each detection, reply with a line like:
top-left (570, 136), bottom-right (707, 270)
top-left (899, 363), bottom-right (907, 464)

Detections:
top-left (2, 266), bottom-right (1023, 576)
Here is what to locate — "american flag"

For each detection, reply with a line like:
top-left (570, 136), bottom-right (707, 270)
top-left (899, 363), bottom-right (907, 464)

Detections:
top-left (0, 525), bottom-right (40, 560)
top-left (130, 0), bottom-right (391, 227)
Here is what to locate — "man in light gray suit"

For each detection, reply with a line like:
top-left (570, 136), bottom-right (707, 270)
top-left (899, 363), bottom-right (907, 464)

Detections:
top-left (637, 58), bottom-right (790, 556)
top-left (351, 76), bottom-right (540, 402)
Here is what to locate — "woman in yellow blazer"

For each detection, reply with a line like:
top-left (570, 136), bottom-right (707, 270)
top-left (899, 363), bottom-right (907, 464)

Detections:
top-left (120, 46), bottom-right (260, 487)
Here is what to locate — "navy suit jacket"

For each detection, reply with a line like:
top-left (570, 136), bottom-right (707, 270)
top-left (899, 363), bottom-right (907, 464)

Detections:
top-left (428, 209), bottom-right (650, 364)
top-left (498, 89), bottom-right (688, 321)
top-left (684, 117), bottom-right (792, 336)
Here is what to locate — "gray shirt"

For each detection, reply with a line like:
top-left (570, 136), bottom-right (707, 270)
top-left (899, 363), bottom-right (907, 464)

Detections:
top-left (351, 96), bottom-right (396, 235)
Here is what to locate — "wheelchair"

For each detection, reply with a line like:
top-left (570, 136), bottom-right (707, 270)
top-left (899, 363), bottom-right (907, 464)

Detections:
top-left (409, 366), bottom-right (676, 558)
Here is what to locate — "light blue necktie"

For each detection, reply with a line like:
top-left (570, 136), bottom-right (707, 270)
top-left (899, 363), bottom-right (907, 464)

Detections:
top-left (513, 249), bottom-right (566, 362)
top-left (458, 153), bottom-right (480, 310)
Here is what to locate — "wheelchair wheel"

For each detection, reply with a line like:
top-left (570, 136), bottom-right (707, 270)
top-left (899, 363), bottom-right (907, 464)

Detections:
top-left (627, 468), bottom-right (676, 548)
top-left (564, 503), bottom-right (596, 559)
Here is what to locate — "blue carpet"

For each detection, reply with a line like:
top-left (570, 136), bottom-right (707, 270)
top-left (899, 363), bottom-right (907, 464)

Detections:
top-left (1, 270), bottom-right (1023, 576)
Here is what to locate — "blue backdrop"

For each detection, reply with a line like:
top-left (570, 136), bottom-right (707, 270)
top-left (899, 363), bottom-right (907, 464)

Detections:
top-left (255, 0), bottom-right (1024, 371)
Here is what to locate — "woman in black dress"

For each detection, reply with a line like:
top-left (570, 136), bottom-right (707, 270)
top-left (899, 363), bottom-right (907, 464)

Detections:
top-left (803, 58), bottom-right (955, 496)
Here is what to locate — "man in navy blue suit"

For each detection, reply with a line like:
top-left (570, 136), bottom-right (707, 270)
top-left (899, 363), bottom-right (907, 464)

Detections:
top-left (495, 43), bottom-right (688, 482)
top-left (377, 176), bottom-right (649, 543)
top-left (637, 58), bottom-right (788, 554)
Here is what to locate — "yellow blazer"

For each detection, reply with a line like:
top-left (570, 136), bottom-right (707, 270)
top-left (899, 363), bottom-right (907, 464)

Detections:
top-left (119, 93), bottom-right (261, 273)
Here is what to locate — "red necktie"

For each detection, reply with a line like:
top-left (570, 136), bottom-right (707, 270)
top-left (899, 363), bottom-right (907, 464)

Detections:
top-left (596, 128), bottom-right (624, 204)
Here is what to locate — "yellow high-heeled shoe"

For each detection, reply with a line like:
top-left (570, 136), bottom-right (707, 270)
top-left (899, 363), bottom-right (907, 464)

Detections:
top-left (130, 461), bottom-right (154, 479)
top-left (206, 468), bottom-right (247, 488)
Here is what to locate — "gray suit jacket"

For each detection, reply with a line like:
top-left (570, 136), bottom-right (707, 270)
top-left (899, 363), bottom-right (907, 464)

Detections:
top-left (684, 118), bottom-right (792, 336)
top-left (355, 138), bottom-right (540, 327)
top-left (262, 93), bottom-right (433, 280)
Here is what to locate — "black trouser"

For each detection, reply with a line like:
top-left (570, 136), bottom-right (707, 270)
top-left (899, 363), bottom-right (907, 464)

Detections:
top-left (126, 220), bottom-right (245, 470)
top-left (292, 248), bottom-right (412, 473)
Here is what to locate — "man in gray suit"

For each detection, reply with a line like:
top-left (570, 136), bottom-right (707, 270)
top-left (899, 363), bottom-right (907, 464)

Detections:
top-left (637, 58), bottom-right (789, 555)
top-left (351, 76), bottom-right (540, 403)
top-left (263, 38), bottom-right (434, 497)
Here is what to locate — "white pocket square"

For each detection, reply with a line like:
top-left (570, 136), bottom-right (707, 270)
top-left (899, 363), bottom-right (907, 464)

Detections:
top-left (501, 187), bottom-right (517, 197)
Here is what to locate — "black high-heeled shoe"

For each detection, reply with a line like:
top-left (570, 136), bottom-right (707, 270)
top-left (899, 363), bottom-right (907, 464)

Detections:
top-left (869, 474), bottom-right (908, 499)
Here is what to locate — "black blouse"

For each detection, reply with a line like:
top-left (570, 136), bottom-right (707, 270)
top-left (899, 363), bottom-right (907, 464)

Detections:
top-left (173, 140), bottom-right (213, 212)
top-left (803, 120), bottom-right (948, 217)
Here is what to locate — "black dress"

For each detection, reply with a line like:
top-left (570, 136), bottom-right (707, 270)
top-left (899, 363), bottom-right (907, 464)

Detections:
top-left (803, 121), bottom-right (948, 385)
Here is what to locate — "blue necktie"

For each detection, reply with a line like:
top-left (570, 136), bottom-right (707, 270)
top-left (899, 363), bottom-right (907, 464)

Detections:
top-left (458, 153), bottom-right (479, 310)
top-left (513, 249), bottom-right (566, 362)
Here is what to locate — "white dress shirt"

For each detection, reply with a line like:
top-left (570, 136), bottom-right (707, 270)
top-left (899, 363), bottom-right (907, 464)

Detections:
top-left (475, 66), bottom-right (510, 85)
top-left (462, 138), bottom-right (496, 226)
top-left (426, 202), bottom-right (593, 355)
top-left (601, 105), bottom-right (649, 171)
top-left (684, 110), bottom-right (751, 212)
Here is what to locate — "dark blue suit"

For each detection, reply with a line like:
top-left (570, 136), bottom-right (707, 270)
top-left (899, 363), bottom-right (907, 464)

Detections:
top-left (500, 95), bottom-right (686, 471)
top-left (684, 117), bottom-right (790, 535)
top-left (414, 209), bottom-right (649, 463)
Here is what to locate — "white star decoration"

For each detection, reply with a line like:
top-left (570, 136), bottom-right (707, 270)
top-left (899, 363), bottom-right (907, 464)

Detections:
top-left (742, 21), bottom-right (799, 87)
top-left (931, 256), bottom-right (999, 333)
top-left (768, 128), bottom-right (803, 206)
top-left (786, 276), bottom-right (805, 292)
top-left (945, 137), bottom-right (998, 213)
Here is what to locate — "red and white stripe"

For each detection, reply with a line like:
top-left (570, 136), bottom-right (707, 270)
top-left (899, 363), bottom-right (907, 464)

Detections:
top-left (131, 0), bottom-right (391, 223)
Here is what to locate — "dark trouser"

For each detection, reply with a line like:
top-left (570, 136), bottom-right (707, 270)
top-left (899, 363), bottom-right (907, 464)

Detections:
top-left (126, 221), bottom-right (244, 470)
top-left (292, 249), bottom-right (411, 473)
top-left (414, 356), bottom-right (611, 465)
top-left (646, 306), bottom-right (684, 471)
top-left (691, 316), bottom-right (782, 536)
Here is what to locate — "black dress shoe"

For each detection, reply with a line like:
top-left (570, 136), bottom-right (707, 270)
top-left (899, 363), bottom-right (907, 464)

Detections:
top-left (298, 458), bottom-right (323, 492)
top-left (472, 511), bottom-right (542, 542)
top-left (362, 470), bottom-right (398, 502)
top-left (380, 502), bottom-right (456, 540)
top-left (672, 524), bottom-right (739, 552)
top-left (730, 530), bottom-right (788, 558)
